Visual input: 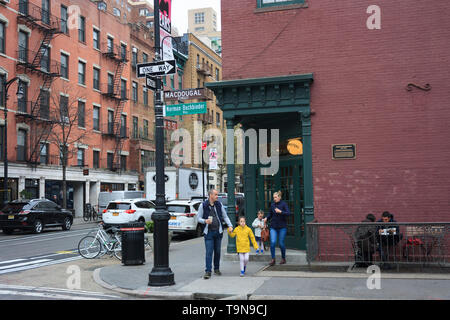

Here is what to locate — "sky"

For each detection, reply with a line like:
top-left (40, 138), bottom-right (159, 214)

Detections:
top-left (148, 0), bottom-right (221, 34)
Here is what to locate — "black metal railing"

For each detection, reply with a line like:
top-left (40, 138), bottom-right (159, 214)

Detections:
top-left (16, 48), bottom-right (61, 77)
top-left (101, 42), bottom-right (129, 62)
top-left (17, 1), bottom-right (62, 31)
top-left (100, 123), bottom-right (129, 139)
top-left (100, 83), bottom-right (128, 101)
top-left (306, 222), bottom-right (450, 269)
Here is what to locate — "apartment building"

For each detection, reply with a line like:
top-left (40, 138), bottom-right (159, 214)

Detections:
top-left (187, 7), bottom-right (221, 54)
top-left (0, 0), bottom-right (138, 216)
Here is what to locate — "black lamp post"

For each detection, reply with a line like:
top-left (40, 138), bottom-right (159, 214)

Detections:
top-left (148, 0), bottom-right (174, 287)
top-left (2, 78), bottom-right (24, 206)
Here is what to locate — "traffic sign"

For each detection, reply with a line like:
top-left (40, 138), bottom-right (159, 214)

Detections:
top-left (164, 102), bottom-right (207, 117)
top-left (146, 75), bottom-right (157, 91)
top-left (137, 60), bottom-right (176, 78)
top-left (202, 142), bottom-right (207, 151)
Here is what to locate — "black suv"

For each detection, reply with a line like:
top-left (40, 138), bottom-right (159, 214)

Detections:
top-left (0, 199), bottom-right (73, 234)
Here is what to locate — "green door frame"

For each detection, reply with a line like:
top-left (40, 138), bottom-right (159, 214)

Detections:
top-left (207, 74), bottom-right (314, 253)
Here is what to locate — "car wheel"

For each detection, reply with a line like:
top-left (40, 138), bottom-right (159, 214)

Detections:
top-left (138, 217), bottom-right (145, 223)
top-left (33, 219), bottom-right (43, 234)
top-left (62, 217), bottom-right (72, 231)
top-left (2, 228), bottom-right (14, 235)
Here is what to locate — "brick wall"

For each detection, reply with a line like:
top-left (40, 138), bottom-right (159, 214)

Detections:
top-left (221, 0), bottom-right (450, 222)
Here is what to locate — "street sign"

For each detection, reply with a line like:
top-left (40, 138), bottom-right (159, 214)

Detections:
top-left (202, 142), bottom-right (207, 151)
top-left (164, 88), bottom-right (206, 101)
top-left (146, 75), bottom-right (157, 91)
top-left (209, 148), bottom-right (218, 170)
top-left (164, 102), bottom-right (207, 117)
top-left (137, 60), bottom-right (176, 78)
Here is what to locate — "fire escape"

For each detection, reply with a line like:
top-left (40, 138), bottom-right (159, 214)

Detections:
top-left (15, 1), bottom-right (62, 166)
top-left (101, 42), bottom-right (129, 173)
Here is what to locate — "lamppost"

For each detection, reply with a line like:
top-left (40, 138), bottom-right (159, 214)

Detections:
top-left (2, 77), bottom-right (24, 206)
top-left (148, 0), bottom-right (174, 287)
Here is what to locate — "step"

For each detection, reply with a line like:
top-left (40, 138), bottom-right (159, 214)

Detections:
top-left (224, 249), bottom-right (307, 264)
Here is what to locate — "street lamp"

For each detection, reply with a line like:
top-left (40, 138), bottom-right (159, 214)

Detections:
top-left (2, 77), bottom-right (24, 206)
top-left (148, 0), bottom-right (174, 287)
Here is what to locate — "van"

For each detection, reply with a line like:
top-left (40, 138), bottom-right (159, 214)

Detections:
top-left (98, 191), bottom-right (144, 214)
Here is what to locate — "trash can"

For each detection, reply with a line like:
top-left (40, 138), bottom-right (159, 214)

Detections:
top-left (120, 222), bottom-right (145, 265)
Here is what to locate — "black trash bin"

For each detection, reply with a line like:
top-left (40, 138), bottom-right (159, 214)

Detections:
top-left (120, 222), bottom-right (145, 265)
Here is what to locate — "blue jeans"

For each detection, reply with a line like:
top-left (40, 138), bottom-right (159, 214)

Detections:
top-left (270, 228), bottom-right (287, 259)
top-left (204, 230), bottom-right (223, 273)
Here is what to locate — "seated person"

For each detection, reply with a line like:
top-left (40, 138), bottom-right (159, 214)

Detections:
top-left (377, 211), bottom-right (401, 269)
top-left (354, 213), bottom-right (377, 268)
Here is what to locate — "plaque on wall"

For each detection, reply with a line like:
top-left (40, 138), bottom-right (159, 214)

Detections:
top-left (332, 144), bottom-right (356, 160)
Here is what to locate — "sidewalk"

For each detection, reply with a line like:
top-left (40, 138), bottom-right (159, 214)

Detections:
top-left (93, 235), bottom-right (450, 300)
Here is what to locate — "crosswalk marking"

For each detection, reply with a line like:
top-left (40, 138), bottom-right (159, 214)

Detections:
top-left (0, 258), bottom-right (27, 265)
top-left (0, 259), bottom-right (52, 271)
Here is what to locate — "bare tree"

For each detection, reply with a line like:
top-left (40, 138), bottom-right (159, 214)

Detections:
top-left (47, 82), bottom-right (89, 209)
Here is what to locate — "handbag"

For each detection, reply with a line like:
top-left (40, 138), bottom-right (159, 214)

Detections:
top-left (261, 221), bottom-right (270, 242)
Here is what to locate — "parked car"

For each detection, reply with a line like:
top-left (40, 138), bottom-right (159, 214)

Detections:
top-left (0, 199), bottom-right (73, 234)
top-left (217, 194), bottom-right (245, 222)
top-left (167, 199), bottom-right (203, 237)
top-left (98, 191), bottom-right (145, 214)
top-left (102, 198), bottom-right (155, 226)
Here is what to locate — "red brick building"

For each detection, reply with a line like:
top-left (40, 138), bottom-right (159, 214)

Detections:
top-left (208, 0), bottom-right (450, 250)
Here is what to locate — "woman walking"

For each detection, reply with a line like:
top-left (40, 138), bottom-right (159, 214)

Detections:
top-left (264, 191), bottom-right (290, 266)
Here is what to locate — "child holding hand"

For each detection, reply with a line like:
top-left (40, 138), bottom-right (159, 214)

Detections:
top-left (228, 216), bottom-right (259, 277)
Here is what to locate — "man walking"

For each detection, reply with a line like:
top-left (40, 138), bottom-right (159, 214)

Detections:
top-left (197, 189), bottom-right (234, 279)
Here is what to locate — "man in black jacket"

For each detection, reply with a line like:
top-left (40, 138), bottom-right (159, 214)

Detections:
top-left (354, 213), bottom-right (377, 268)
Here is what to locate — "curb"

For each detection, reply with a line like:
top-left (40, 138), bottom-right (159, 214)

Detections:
top-left (92, 268), bottom-right (194, 300)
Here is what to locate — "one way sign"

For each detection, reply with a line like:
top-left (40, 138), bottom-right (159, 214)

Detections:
top-left (137, 60), bottom-right (176, 78)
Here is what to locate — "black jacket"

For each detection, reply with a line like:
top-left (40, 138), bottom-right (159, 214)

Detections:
top-left (354, 218), bottom-right (377, 253)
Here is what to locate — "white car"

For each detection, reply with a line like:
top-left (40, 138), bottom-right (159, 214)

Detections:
top-left (167, 199), bottom-right (203, 237)
top-left (102, 198), bottom-right (155, 225)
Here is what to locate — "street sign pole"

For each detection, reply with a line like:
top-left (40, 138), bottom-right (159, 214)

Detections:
top-left (148, 0), bottom-right (174, 287)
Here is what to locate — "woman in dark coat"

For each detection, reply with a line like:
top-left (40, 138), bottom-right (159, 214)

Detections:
top-left (264, 191), bottom-right (290, 266)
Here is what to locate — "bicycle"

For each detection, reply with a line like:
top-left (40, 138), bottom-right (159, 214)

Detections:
top-left (78, 223), bottom-right (122, 260)
top-left (83, 203), bottom-right (98, 222)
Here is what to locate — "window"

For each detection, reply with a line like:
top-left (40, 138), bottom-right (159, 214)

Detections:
top-left (39, 143), bottom-right (48, 165)
top-left (132, 117), bottom-right (138, 139)
top-left (78, 61), bottom-right (86, 85)
top-left (77, 148), bottom-right (85, 166)
top-left (59, 95), bottom-right (69, 123)
top-left (107, 73), bottom-right (114, 94)
top-left (108, 110), bottom-right (114, 134)
top-left (19, 0), bottom-right (28, 15)
top-left (93, 150), bottom-right (100, 169)
top-left (131, 47), bottom-right (137, 66)
top-left (40, 89), bottom-right (50, 119)
top-left (178, 72), bottom-right (183, 89)
top-left (194, 12), bottom-right (205, 24)
top-left (120, 79), bottom-right (127, 99)
top-left (107, 153), bottom-right (114, 170)
top-left (93, 29), bottom-right (100, 50)
top-left (170, 75), bottom-right (175, 89)
top-left (93, 67), bottom-right (100, 90)
top-left (93, 106), bottom-right (100, 131)
top-left (195, 27), bottom-right (204, 32)
top-left (143, 119), bottom-right (149, 138)
top-left (143, 86), bottom-right (148, 106)
top-left (215, 68), bottom-right (220, 81)
top-left (17, 129), bottom-right (27, 161)
top-left (258, 0), bottom-right (305, 8)
top-left (41, 0), bottom-right (50, 25)
top-left (78, 15), bottom-right (85, 42)
top-left (61, 5), bottom-right (68, 34)
top-left (120, 114), bottom-right (127, 138)
top-left (0, 125), bottom-right (3, 161)
top-left (0, 22), bottom-right (5, 54)
top-left (142, 52), bottom-right (148, 63)
top-left (40, 46), bottom-right (50, 72)
top-left (132, 81), bottom-right (138, 102)
top-left (17, 80), bottom-right (27, 113)
top-left (107, 37), bottom-right (114, 53)
top-left (216, 112), bottom-right (221, 127)
top-left (18, 31), bottom-right (28, 62)
top-left (120, 43), bottom-right (127, 60)
top-left (120, 155), bottom-right (126, 171)
top-left (0, 74), bottom-right (4, 107)
top-left (78, 100), bottom-right (85, 127)
top-left (60, 53), bottom-right (69, 79)
top-left (113, 8), bottom-right (121, 17)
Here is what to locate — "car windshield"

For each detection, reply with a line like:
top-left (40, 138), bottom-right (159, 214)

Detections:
top-left (167, 205), bottom-right (189, 213)
top-left (107, 203), bottom-right (131, 210)
top-left (218, 197), bottom-right (228, 206)
top-left (1, 202), bottom-right (33, 214)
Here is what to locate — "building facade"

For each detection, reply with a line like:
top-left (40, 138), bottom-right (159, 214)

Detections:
top-left (208, 0), bottom-right (450, 250)
top-left (0, 0), bottom-right (139, 216)
top-left (187, 7), bottom-right (221, 54)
